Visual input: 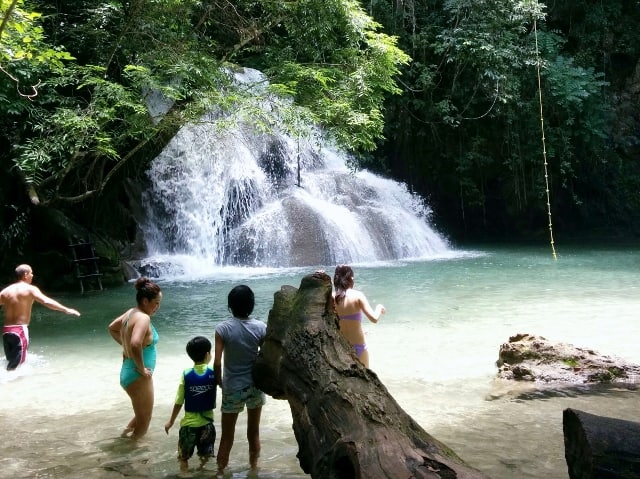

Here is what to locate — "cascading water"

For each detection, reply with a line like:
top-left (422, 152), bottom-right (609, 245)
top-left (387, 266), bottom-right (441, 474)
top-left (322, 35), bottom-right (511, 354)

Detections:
top-left (139, 70), bottom-right (451, 276)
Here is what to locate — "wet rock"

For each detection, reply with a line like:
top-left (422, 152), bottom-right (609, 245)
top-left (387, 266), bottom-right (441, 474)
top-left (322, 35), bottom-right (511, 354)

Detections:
top-left (496, 333), bottom-right (640, 384)
top-left (126, 259), bottom-right (184, 279)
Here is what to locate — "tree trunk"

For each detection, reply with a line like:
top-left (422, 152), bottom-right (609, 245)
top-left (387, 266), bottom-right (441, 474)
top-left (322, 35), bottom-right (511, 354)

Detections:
top-left (563, 408), bottom-right (640, 479)
top-left (253, 271), bottom-right (491, 479)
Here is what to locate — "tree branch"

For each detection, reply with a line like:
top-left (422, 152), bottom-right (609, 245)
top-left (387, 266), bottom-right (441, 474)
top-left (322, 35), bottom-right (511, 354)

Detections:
top-left (0, 0), bottom-right (19, 39)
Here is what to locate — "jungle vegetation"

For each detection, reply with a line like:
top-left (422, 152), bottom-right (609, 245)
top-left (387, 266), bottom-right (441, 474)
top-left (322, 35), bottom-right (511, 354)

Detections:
top-left (369, 0), bottom-right (640, 240)
top-left (1, 0), bottom-right (639, 276)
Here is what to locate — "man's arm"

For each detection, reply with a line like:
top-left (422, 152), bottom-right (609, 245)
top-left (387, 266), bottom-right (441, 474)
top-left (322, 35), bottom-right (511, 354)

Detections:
top-left (31, 287), bottom-right (80, 316)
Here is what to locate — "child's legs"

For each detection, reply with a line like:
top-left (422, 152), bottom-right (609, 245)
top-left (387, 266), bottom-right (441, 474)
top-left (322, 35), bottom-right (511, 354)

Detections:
top-left (217, 412), bottom-right (239, 471)
top-left (125, 376), bottom-right (154, 439)
top-left (195, 422), bottom-right (216, 469)
top-left (246, 406), bottom-right (262, 469)
top-left (178, 426), bottom-right (197, 471)
top-left (244, 387), bottom-right (266, 469)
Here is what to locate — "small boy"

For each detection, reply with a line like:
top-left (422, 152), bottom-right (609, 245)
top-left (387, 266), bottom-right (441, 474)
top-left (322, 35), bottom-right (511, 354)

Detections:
top-left (165, 336), bottom-right (217, 472)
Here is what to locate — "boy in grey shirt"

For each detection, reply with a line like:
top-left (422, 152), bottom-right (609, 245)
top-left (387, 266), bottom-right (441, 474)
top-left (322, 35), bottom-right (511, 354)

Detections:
top-left (214, 285), bottom-right (266, 473)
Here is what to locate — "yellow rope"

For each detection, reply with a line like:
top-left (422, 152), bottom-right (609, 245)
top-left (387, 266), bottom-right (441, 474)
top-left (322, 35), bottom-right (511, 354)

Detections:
top-left (533, 18), bottom-right (557, 260)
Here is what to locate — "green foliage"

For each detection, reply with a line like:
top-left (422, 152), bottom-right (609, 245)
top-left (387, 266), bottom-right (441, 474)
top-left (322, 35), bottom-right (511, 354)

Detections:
top-left (232, 0), bottom-right (410, 151)
top-left (0, 0), bottom-right (74, 66)
top-left (367, 0), bottom-right (639, 238)
top-left (0, 0), bottom-right (410, 222)
top-left (11, 63), bottom-right (154, 197)
top-left (2, 0), bottom-right (639, 244)
top-left (0, 205), bottom-right (28, 254)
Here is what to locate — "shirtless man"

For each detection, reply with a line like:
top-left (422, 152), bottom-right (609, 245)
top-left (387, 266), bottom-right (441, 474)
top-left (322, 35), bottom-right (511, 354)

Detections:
top-left (1, 264), bottom-right (81, 370)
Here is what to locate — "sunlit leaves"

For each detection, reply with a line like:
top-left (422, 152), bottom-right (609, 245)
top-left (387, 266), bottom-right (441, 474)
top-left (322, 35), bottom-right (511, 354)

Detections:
top-left (0, 0), bottom-right (74, 67)
top-left (258, 0), bottom-right (409, 151)
top-left (1, 0), bottom-right (411, 210)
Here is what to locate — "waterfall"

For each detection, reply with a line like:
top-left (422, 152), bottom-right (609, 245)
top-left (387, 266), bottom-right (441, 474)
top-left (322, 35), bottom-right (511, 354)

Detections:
top-left (138, 70), bottom-right (451, 276)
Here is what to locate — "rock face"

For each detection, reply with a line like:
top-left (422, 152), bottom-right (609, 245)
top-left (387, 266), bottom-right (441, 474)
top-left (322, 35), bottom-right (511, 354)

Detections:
top-left (496, 333), bottom-right (640, 384)
top-left (19, 207), bottom-right (127, 291)
top-left (254, 271), bottom-right (491, 479)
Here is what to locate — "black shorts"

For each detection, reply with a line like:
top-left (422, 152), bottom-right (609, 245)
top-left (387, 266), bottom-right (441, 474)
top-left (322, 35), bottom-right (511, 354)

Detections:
top-left (3, 325), bottom-right (29, 370)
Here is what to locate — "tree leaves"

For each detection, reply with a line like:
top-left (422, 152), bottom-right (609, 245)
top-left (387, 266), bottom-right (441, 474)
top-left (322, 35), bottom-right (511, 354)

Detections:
top-left (1, 0), bottom-right (410, 211)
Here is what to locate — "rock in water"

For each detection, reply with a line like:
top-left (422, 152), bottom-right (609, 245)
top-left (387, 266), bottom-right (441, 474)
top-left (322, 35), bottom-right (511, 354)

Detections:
top-left (496, 333), bottom-right (640, 384)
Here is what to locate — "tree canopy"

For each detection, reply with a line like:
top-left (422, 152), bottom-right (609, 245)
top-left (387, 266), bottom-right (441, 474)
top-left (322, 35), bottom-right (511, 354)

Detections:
top-left (1, 0), bottom-right (639, 270)
top-left (0, 0), bottom-right (407, 204)
top-left (369, 0), bottom-right (640, 240)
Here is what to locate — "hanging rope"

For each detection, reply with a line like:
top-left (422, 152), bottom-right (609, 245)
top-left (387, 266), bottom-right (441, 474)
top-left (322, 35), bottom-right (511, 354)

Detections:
top-left (533, 18), bottom-right (557, 260)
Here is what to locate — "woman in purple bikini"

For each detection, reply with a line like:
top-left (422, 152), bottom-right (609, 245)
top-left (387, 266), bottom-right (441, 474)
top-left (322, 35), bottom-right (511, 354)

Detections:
top-left (333, 265), bottom-right (386, 368)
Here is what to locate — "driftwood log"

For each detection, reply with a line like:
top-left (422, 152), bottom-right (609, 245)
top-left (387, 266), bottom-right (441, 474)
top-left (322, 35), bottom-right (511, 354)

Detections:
top-left (253, 271), bottom-right (490, 479)
top-left (563, 408), bottom-right (640, 479)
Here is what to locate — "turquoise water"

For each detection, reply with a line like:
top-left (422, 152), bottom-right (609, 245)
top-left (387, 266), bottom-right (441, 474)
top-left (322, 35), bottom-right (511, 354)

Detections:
top-left (1, 244), bottom-right (639, 478)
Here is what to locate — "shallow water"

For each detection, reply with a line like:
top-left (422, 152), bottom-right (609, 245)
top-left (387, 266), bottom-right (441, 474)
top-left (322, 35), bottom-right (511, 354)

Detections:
top-left (1, 244), bottom-right (639, 478)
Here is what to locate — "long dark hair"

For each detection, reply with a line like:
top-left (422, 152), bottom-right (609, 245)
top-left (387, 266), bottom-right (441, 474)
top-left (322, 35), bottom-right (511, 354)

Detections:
top-left (333, 265), bottom-right (354, 305)
top-left (134, 277), bottom-right (161, 304)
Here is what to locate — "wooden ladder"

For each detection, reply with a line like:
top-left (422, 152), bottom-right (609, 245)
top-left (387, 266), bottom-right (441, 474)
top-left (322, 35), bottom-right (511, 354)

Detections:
top-left (69, 241), bottom-right (104, 294)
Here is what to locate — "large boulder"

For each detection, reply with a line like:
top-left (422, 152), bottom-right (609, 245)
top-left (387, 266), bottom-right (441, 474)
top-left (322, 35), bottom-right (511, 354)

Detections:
top-left (496, 333), bottom-right (640, 384)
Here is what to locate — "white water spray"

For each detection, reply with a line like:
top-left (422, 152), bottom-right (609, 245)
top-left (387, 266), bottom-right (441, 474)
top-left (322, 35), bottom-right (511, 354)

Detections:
top-left (140, 70), bottom-right (451, 275)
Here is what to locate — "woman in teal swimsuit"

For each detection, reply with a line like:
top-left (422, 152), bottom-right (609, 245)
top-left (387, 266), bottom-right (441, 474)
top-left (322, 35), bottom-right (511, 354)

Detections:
top-left (109, 277), bottom-right (162, 440)
top-left (333, 265), bottom-right (386, 369)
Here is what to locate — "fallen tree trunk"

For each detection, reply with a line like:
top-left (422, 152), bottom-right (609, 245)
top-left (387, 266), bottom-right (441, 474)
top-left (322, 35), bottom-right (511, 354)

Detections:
top-left (563, 408), bottom-right (640, 479)
top-left (253, 271), bottom-right (490, 479)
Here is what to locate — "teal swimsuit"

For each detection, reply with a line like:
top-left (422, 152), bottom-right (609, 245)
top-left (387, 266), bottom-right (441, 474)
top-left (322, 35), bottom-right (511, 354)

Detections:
top-left (119, 319), bottom-right (159, 389)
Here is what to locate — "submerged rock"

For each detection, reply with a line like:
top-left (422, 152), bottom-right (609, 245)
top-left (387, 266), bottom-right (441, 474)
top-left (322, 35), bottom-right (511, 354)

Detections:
top-left (496, 333), bottom-right (640, 384)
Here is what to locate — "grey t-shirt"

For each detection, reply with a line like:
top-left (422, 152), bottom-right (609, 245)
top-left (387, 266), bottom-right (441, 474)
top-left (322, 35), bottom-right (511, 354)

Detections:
top-left (215, 317), bottom-right (267, 393)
